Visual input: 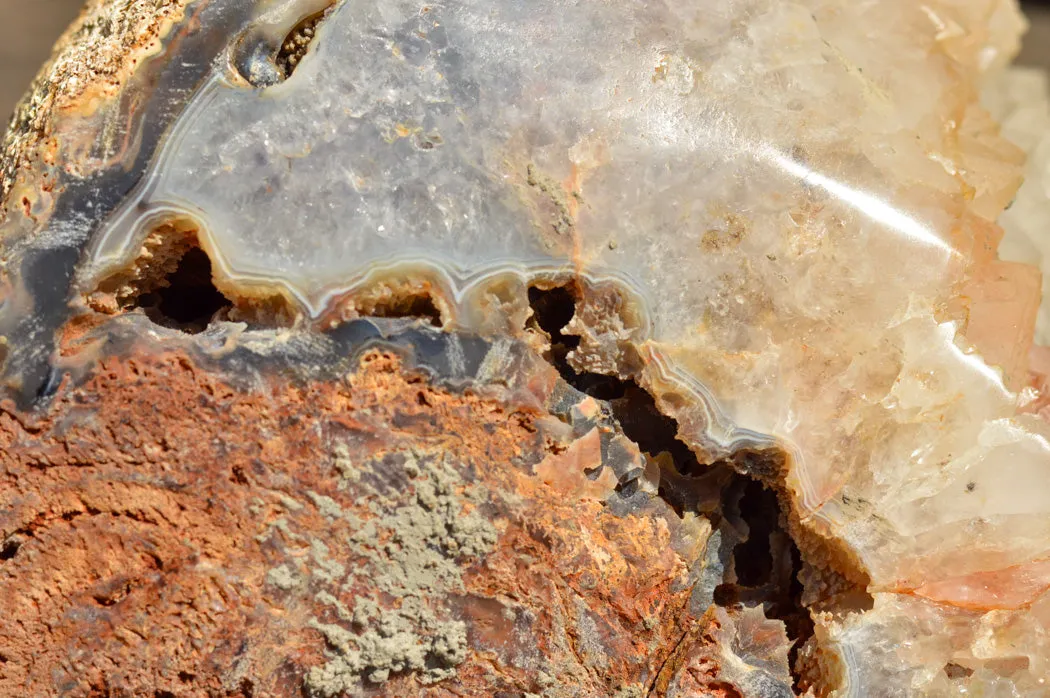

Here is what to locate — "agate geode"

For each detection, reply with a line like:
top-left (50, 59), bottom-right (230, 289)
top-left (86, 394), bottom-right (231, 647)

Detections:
top-left (1, 0), bottom-right (1048, 696)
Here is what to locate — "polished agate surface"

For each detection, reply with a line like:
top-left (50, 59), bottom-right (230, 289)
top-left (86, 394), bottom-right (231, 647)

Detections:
top-left (3, 0), bottom-right (1049, 695)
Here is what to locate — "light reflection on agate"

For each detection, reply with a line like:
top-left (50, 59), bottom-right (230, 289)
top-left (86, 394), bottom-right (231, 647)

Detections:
top-left (11, 0), bottom-right (1046, 694)
top-left (80, 0), bottom-right (1025, 530)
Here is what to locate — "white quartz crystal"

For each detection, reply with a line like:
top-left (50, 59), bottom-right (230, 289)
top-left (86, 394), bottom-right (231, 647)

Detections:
top-left (987, 65), bottom-right (1050, 342)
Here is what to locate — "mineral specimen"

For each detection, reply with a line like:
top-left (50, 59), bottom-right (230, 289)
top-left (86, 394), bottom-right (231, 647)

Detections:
top-left (1, 0), bottom-right (1048, 696)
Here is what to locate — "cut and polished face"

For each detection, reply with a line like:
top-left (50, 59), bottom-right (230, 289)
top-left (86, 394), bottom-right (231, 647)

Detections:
top-left (1, 0), bottom-right (1048, 695)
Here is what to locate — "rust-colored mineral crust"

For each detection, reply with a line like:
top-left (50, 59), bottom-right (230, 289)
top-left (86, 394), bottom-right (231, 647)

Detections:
top-left (0, 343), bottom-right (781, 696)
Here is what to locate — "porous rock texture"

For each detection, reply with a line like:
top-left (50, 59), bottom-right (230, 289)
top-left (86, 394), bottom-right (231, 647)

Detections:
top-left (0, 345), bottom-right (727, 696)
top-left (3, 321), bottom-right (805, 697)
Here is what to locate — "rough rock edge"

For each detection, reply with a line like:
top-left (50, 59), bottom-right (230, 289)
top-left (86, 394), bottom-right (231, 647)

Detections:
top-left (0, 0), bottom-right (191, 217)
top-left (0, 342), bottom-right (759, 697)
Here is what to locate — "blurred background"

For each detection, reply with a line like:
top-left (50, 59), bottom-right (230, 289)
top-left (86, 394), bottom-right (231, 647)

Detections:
top-left (0, 0), bottom-right (84, 119)
top-left (1, 0), bottom-right (1050, 121)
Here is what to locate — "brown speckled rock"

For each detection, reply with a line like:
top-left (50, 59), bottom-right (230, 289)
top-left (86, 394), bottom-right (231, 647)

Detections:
top-left (1, 0), bottom-right (193, 211)
top-left (0, 343), bottom-right (786, 697)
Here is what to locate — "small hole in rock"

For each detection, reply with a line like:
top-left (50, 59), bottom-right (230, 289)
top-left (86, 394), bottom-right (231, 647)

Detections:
top-left (528, 285), bottom-right (576, 337)
top-left (89, 228), bottom-right (234, 333)
top-left (527, 284), bottom-right (701, 471)
top-left (734, 479), bottom-right (777, 586)
top-left (712, 583), bottom-right (737, 607)
top-left (231, 465), bottom-right (250, 485)
top-left (708, 471), bottom-right (815, 690)
top-left (378, 293), bottom-right (442, 327)
top-left (713, 475), bottom-right (815, 691)
top-left (352, 287), bottom-right (444, 327)
top-left (146, 247), bottom-right (232, 334)
top-left (0, 538), bottom-right (20, 561)
top-left (277, 8), bottom-right (331, 78)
